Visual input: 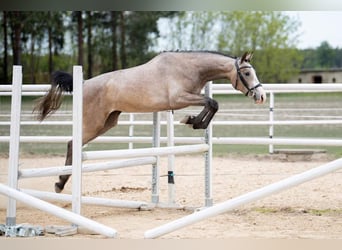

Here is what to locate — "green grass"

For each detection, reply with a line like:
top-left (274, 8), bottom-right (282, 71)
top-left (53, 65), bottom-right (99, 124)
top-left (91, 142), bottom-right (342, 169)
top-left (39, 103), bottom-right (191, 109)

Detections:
top-left (0, 92), bottom-right (342, 157)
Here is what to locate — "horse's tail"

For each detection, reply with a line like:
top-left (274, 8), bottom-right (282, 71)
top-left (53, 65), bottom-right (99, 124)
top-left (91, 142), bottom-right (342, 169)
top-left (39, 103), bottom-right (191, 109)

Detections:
top-left (33, 71), bottom-right (73, 121)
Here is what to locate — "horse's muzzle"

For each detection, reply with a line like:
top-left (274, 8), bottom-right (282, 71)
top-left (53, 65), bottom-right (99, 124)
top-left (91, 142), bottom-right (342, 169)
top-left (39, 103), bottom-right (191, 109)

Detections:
top-left (253, 86), bottom-right (266, 104)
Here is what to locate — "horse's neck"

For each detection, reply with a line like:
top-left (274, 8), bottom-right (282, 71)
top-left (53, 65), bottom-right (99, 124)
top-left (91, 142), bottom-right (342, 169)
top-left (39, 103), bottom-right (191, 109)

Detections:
top-left (191, 53), bottom-right (236, 83)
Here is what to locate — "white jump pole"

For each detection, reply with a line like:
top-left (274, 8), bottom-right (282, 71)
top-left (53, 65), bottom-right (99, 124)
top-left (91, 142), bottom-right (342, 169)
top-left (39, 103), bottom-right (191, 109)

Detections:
top-left (128, 113), bottom-right (134, 149)
top-left (82, 144), bottom-right (210, 161)
top-left (22, 189), bottom-right (147, 209)
top-left (144, 157), bottom-right (342, 238)
top-left (0, 183), bottom-right (117, 237)
top-left (19, 157), bottom-right (157, 179)
top-left (204, 82), bottom-right (213, 207)
top-left (269, 92), bottom-right (274, 154)
top-left (167, 110), bottom-right (176, 205)
top-left (72, 66), bottom-right (83, 217)
top-left (6, 65), bottom-right (22, 226)
top-left (151, 112), bottom-right (161, 204)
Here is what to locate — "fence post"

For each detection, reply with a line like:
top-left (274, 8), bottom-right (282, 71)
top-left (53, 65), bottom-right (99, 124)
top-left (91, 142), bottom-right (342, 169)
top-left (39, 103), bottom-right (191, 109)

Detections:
top-left (129, 113), bottom-right (134, 149)
top-left (151, 112), bottom-right (160, 204)
top-left (72, 66), bottom-right (83, 217)
top-left (269, 92), bottom-right (274, 154)
top-left (6, 65), bottom-right (22, 226)
top-left (204, 82), bottom-right (213, 207)
top-left (167, 110), bottom-right (176, 205)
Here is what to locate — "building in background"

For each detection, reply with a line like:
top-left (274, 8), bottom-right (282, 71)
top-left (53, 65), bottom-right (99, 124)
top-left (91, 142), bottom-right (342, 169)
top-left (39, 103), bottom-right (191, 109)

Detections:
top-left (292, 68), bottom-right (342, 83)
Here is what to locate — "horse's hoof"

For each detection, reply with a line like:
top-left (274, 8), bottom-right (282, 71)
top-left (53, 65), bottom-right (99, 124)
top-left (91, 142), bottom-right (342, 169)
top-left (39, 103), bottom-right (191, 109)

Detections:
top-left (180, 115), bottom-right (190, 124)
top-left (180, 115), bottom-right (196, 126)
top-left (193, 124), bottom-right (203, 129)
top-left (54, 183), bottom-right (63, 193)
top-left (193, 122), bottom-right (208, 130)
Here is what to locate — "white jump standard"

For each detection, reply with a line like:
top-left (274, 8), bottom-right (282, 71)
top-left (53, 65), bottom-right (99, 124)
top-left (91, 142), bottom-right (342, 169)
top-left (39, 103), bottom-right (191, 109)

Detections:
top-left (3, 66), bottom-right (118, 237)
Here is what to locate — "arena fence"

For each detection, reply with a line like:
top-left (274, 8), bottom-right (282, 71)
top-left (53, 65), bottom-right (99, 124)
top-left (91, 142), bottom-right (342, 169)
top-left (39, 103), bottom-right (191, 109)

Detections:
top-left (1, 66), bottom-right (342, 238)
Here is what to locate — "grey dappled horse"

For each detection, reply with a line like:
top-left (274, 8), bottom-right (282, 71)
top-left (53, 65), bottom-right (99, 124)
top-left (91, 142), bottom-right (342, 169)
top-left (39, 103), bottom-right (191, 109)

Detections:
top-left (34, 51), bottom-right (266, 193)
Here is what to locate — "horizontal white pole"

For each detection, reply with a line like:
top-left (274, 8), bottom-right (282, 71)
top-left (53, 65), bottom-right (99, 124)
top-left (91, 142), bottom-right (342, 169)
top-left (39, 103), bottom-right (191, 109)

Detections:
top-left (1, 119), bottom-right (341, 127)
top-left (0, 121), bottom-right (73, 126)
top-left (0, 135), bottom-right (196, 144)
top-left (0, 183), bottom-right (117, 238)
top-left (144, 157), bottom-right (342, 239)
top-left (212, 137), bottom-right (342, 146)
top-left (211, 83), bottom-right (342, 92)
top-left (83, 144), bottom-right (209, 161)
top-left (92, 137), bottom-right (204, 144)
top-left (19, 157), bottom-right (156, 178)
top-left (212, 120), bottom-right (342, 126)
top-left (0, 92), bottom-right (49, 96)
top-left (2, 136), bottom-right (342, 147)
top-left (0, 120), bottom-right (177, 126)
top-left (22, 189), bottom-right (148, 209)
top-left (0, 136), bottom-right (72, 143)
top-left (1, 83), bottom-right (342, 95)
top-left (0, 84), bottom-right (51, 91)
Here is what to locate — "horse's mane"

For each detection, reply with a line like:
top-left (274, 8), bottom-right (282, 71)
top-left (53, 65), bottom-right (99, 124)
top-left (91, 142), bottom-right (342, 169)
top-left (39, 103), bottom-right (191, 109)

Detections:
top-left (160, 50), bottom-right (237, 59)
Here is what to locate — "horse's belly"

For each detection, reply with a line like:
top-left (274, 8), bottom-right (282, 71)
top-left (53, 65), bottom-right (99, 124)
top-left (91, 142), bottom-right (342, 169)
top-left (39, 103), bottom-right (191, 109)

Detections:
top-left (118, 101), bottom-right (170, 113)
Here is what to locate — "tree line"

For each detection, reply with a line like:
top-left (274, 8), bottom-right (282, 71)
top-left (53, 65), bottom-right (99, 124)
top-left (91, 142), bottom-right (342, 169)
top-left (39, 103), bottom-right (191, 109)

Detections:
top-left (0, 11), bottom-right (341, 84)
top-left (0, 11), bottom-right (176, 83)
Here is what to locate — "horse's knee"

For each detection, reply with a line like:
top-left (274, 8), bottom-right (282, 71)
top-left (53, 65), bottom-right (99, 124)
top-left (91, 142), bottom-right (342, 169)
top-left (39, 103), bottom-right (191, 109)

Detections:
top-left (206, 97), bottom-right (218, 111)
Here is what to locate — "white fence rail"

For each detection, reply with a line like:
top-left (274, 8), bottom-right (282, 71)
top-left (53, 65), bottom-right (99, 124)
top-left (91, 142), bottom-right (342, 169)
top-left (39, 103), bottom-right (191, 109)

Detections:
top-left (1, 83), bottom-right (342, 153)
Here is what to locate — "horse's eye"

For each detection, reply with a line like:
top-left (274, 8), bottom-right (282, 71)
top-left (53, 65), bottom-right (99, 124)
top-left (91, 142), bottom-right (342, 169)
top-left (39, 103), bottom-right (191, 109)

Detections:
top-left (244, 72), bottom-right (250, 77)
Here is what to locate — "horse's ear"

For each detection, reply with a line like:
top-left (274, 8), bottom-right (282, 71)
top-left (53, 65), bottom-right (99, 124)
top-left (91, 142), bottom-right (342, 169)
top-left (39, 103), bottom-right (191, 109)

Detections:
top-left (246, 52), bottom-right (253, 62)
top-left (240, 51), bottom-right (253, 63)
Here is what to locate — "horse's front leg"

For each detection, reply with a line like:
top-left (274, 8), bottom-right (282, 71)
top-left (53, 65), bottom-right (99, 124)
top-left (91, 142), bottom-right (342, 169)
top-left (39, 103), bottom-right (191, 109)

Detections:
top-left (181, 97), bottom-right (218, 129)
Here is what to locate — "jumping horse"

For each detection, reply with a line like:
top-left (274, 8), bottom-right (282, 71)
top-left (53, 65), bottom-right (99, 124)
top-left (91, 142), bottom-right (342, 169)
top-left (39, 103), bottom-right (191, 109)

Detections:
top-left (34, 51), bottom-right (266, 193)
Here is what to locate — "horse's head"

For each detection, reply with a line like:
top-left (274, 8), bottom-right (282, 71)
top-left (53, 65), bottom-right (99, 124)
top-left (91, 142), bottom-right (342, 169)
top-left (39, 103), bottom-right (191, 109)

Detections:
top-left (233, 52), bottom-right (266, 104)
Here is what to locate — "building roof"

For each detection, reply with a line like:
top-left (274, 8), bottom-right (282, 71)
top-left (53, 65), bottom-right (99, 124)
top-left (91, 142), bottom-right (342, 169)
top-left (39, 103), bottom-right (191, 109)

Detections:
top-left (300, 68), bottom-right (342, 73)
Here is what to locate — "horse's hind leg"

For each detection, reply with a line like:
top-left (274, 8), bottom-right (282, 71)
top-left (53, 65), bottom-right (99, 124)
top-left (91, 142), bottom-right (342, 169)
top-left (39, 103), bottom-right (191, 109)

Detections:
top-left (54, 111), bottom-right (122, 193)
top-left (55, 140), bottom-right (72, 193)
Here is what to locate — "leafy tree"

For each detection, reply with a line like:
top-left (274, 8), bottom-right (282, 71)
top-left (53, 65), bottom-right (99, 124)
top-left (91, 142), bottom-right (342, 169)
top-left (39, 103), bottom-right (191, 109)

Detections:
top-left (1, 12), bottom-right (8, 83)
top-left (83, 11), bottom-right (177, 74)
top-left (217, 11), bottom-right (303, 83)
top-left (300, 41), bottom-right (342, 69)
top-left (119, 11), bottom-right (127, 68)
top-left (46, 12), bottom-right (65, 78)
top-left (316, 41), bottom-right (335, 68)
top-left (22, 12), bottom-right (48, 83)
top-left (7, 11), bottom-right (28, 65)
top-left (123, 11), bottom-right (176, 66)
top-left (75, 11), bottom-right (83, 66)
top-left (110, 11), bottom-right (119, 70)
top-left (86, 11), bottom-right (93, 78)
top-left (158, 11), bottom-right (219, 50)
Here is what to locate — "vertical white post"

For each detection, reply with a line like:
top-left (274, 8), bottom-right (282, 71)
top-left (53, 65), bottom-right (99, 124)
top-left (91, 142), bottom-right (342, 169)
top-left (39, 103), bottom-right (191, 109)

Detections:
top-left (72, 66), bottom-right (83, 217)
top-left (151, 112), bottom-right (160, 204)
top-left (269, 92), bottom-right (274, 154)
top-left (129, 113), bottom-right (134, 149)
top-left (167, 110), bottom-right (176, 205)
top-left (204, 82), bottom-right (213, 207)
top-left (6, 65), bottom-right (22, 225)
